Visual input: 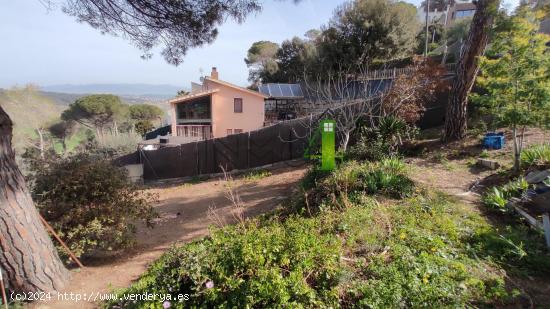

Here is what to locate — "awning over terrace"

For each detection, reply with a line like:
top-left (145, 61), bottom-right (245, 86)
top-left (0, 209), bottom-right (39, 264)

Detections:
top-left (168, 89), bottom-right (219, 105)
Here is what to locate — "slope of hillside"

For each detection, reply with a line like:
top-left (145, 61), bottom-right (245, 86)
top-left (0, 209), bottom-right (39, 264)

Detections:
top-left (0, 87), bottom-right (62, 154)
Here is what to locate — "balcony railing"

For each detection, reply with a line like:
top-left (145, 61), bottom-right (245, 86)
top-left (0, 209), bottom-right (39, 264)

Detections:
top-left (175, 125), bottom-right (213, 140)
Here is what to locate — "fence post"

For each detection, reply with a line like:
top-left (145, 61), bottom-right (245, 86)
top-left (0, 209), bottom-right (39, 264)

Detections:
top-left (195, 142), bottom-right (199, 176)
top-left (543, 213), bottom-right (550, 249)
top-left (247, 131), bottom-right (251, 169)
top-left (288, 127), bottom-right (293, 160)
top-left (179, 144), bottom-right (184, 177)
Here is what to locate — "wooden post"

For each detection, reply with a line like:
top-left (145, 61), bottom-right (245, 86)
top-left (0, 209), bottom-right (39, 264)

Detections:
top-left (38, 214), bottom-right (85, 268)
top-left (0, 267), bottom-right (8, 309)
top-left (543, 213), bottom-right (550, 249)
top-left (247, 131), bottom-right (251, 169)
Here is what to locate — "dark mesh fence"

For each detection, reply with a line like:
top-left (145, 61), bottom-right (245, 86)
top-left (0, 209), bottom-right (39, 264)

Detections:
top-left (117, 96), bottom-right (447, 181)
top-left (131, 117), bottom-right (313, 180)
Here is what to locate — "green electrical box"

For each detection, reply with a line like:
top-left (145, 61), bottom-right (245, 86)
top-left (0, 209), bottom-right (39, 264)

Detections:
top-left (320, 120), bottom-right (336, 171)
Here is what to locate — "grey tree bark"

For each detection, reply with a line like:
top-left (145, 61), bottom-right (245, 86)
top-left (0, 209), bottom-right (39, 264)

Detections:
top-left (0, 106), bottom-right (69, 293)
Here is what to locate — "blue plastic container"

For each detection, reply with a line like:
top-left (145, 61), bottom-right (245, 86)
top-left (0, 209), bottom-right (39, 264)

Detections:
top-left (483, 132), bottom-right (505, 150)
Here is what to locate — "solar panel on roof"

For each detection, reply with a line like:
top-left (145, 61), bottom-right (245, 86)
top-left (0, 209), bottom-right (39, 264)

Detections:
top-left (259, 83), bottom-right (305, 98)
top-left (269, 84), bottom-right (284, 97)
top-left (280, 84), bottom-right (294, 97)
top-left (290, 84), bottom-right (304, 97)
top-left (258, 85), bottom-right (270, 96)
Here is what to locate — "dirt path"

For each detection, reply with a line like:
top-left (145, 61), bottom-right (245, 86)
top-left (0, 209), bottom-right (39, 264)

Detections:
top-left (33, 165), bottom-right (308, 309)
top-left (407, 134), bottom-right (550, 306)
top-left (406, 156), bottom-right (490, 204)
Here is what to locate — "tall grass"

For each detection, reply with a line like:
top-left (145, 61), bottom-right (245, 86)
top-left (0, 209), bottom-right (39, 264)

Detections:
top-left (521, 143), bottom-right (550, 167)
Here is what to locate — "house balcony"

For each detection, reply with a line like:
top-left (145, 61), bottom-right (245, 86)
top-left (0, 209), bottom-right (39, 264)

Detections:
top-left (175, 124), bottom-right (213, 141)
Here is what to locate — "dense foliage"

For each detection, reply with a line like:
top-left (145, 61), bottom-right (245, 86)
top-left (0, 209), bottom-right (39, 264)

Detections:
top-left (62, 94), bottom-right (125, 136)
top-left (129, 104), bottom-right (164, 135)
top-left (62, 0), bottom-right (263, 65)
top-left (521, 143), bottom-right (550, 167)
top-left (318, 0), bottom-right (419, 68)
top-left (381, 57), bottom-right (449, 123)
top-left (297, 158), bottom-right (414, 215)
top-left (472, 7), bottom-right (550, 170)
top-left (245, 0), bottom-right (421, 83)
top-left (30, 153), bottom-right (157, 258)
top-left (482, 177), bottom-right (529, 209)
top-left (245, 40), bottom-right (284, 83)
top-left (106, 186), bottom-right (549, 308)
top-left (60, 94), bottom-right (164, 146)
top-left (349, 116), bottom-right (417, 161)
top-left (109, 216), bottom-right (342, 308)
top-left (482, 142), bottom-right (550, 210)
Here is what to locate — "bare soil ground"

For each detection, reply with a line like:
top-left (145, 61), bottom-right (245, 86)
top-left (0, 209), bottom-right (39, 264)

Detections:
top-left (408, 127), bottom-right (550, 306)
top-left (32, 165), bottom-right (308, 309)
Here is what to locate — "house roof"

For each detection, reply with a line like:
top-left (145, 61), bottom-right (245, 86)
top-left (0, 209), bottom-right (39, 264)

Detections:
top-left (204, 77), bottom-right (268, 98)
top-left (168, 89), bottom-right (219, 105)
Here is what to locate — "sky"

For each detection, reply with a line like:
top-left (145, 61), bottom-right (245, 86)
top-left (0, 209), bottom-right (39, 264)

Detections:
top-left (0, 0), bottom-right (519, 90)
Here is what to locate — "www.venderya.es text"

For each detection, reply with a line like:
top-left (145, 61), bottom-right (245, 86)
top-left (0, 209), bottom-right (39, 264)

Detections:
top-left (10, 291), bottom-right (189, 303)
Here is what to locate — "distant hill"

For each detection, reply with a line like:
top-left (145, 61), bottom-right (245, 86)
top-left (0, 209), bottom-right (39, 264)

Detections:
top-left (39, 90), bottom-right (160, 106)
top-left (42, 83), bottom-right (180, 99)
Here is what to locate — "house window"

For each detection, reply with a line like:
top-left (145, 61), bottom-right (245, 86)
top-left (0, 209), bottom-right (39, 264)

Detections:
top-left (234, 129), bottom-right (243, 134)
top-left (227, 129), bottom-right (233, 135)
top-left (234, 98), bottom-right (243, 113)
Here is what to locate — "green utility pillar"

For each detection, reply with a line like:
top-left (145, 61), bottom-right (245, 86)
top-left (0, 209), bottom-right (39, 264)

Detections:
top-left (320, 120), bottom-right (336, 171)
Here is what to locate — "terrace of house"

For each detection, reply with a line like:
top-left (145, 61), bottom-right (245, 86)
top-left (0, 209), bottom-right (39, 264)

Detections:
top-left (173, 94), bottom-right (213, 139)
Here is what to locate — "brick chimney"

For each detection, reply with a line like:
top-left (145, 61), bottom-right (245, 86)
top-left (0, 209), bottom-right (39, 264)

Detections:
top-left (211, 67), bottom-right (219, 80)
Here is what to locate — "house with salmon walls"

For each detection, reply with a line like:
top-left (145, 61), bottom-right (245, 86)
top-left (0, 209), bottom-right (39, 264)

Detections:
top-left (169, 68), bottom-right (267, 141)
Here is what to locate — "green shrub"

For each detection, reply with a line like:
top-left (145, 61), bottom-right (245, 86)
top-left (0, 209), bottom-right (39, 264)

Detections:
top-left (106, 192), bottom-right (548, 308)
top-left (482, 187), bottom-right (508, 209)
top-left (107, 217), bottom-right (342, 308)
top-left (521, 143), bottom-right (550, 167)
top-left (348, 116), bottom-right (417, 162)
top-left (482, 177), bottom-right (529, 210)
top-left (31, 153), bottom-right (158, 258)
top-left (298, 159), bottom-right (414, 214)
top-left (134, 120), bottom-right (154, 136)
top-left (347, 135), bottom-right (393, 162)
top-left (479, 149), bottom-right (490, 158)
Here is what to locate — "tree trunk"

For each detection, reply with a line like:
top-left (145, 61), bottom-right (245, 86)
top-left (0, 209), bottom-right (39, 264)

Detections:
top-left (0, 107), bottom-right (69, 293)
top-left (512, 126), bottom-right (522, 172)
top-left (113, 120), bottom-right (119, 136)
top-left (36, 128), bottom-right (45, 160)
top-left (61, 138), bottom-right (67, 154)
top-left (443, 0), bottom-right (500, 141)
top-left (95, 127), bottom-right (103, 144)
top-left (341, 132), bottom-right (350, 152)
